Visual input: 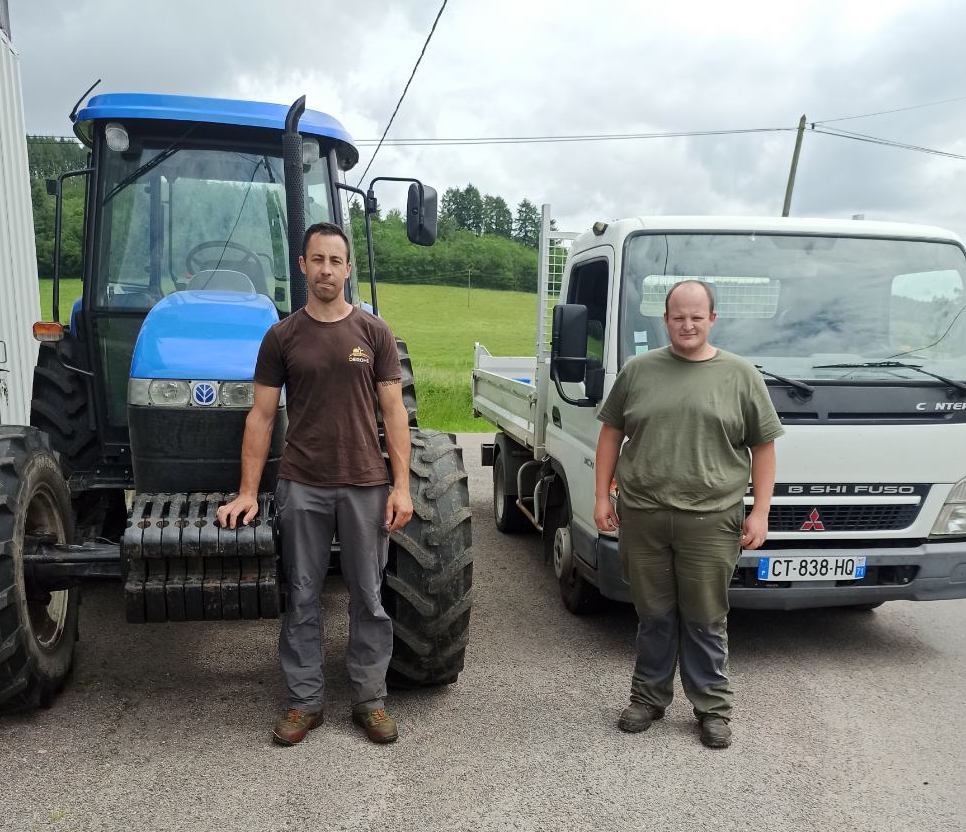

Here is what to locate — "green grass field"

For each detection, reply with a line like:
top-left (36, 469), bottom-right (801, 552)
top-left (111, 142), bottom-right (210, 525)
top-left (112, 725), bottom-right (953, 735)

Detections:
top-left (38, 279), bottom-right (535, 432)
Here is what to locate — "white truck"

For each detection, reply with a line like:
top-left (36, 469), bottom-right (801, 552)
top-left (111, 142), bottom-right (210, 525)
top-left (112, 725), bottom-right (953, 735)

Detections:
top-left (473, 205), bottom-right (966, 612)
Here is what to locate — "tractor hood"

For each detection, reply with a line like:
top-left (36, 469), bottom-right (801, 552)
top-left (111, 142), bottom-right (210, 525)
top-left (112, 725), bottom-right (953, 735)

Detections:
top-left (130, 291), bottom-right (279, 380)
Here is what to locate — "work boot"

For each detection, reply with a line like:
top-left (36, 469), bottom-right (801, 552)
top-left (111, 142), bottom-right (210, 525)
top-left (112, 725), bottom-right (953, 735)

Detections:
top-left (272, 708), bottom-right (324, 746)
top-left (618, 702), bottom-right (665, 733)
top-left (352, 708), bottom-right (399, 744)
top-left (698, 714), bottom-right (732, 749)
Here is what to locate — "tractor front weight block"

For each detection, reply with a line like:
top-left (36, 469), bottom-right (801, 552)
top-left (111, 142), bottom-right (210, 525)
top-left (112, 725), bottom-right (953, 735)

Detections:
top-left (122, 492), bottom-right (279, 623)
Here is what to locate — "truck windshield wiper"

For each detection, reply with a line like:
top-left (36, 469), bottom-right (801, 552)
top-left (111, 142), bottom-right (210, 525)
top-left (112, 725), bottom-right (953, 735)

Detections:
top-left (755, 365), bottom-right (814, 399)
top-left (812, 361), bottom-right (966, 395)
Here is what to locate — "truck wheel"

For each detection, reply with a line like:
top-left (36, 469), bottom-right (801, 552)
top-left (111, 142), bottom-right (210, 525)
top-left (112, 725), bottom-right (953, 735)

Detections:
top-left (396, 338), bottom-right (418, 428)
top-left (0, 427), bottom-right (79, 712)
top-left (384, 429), bottom-right (472, 686)
top-left (544, 498), bottom-right (603, 615)
top-left (30, 342), bottom-right (98, 478)
top-left (493, 451), bottom-right (531, 533)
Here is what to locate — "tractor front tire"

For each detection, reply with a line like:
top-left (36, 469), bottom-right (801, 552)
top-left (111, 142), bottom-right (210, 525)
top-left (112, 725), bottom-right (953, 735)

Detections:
top-left (0, 427), bottom-right (79, 713)
top-left (396, 338), bottom-right (418, 428)
top-left (384, 429), bottom-right (472, 687)
top-left (30, 341), bottom-right (98, 478)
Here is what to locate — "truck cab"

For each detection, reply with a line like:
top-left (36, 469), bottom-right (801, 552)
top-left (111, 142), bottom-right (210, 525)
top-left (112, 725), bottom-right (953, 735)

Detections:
top-left (475, 210), bottom-right (966, 612)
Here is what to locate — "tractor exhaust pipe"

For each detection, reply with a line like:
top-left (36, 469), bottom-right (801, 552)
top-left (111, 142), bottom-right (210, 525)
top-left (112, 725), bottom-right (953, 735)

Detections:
top-left (283, 96), bottom-right (307, 311)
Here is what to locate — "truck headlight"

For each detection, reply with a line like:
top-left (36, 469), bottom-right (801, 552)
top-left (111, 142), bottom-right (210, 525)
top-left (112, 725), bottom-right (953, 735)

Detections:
top-left (220, 382), bottom-right (254, 408)
top-left (930, 478), bottom-right (966, 537)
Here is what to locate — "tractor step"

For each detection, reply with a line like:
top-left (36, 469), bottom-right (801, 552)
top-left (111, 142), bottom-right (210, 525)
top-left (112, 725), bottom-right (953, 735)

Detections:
top-left (122, 492), bottom-right (279, 623)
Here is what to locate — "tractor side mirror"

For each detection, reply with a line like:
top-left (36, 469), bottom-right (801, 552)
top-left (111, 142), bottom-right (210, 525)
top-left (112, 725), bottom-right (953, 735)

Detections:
top-left (406, 183), bottom-right (437, 246)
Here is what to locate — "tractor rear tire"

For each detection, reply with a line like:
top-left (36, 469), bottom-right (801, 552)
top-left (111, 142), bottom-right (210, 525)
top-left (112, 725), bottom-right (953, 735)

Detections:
top-left (396, 338), bottom-right (418, 428)
top-left (384, 429), bottom-right (472, 687)
top-left (0, 427), bottom-right (79, 713)
top-left (30, 342), bottom-right (98, 478)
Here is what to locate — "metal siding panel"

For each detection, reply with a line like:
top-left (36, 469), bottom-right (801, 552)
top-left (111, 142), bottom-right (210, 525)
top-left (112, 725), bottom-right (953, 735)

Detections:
top-left (0, 31), bottom-right (41, 427)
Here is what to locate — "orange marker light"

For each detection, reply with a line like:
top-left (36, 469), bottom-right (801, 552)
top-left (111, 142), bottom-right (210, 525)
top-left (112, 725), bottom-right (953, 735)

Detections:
top-left (33, 321), bottom-right (64, 342)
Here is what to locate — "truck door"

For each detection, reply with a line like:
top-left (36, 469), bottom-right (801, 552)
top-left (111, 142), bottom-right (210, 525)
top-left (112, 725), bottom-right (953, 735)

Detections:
top-left (545, 248), bottom-right (616, 568)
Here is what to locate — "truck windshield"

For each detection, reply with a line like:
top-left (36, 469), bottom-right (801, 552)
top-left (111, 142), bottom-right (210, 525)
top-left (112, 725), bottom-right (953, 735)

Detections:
top-left (94, 141), bottom-right (332, 314)
top-left (621, 233), bottom-right (966, 382)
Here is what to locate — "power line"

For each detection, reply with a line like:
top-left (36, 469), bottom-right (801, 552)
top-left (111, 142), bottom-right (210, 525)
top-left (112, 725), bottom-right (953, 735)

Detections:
top-left (354, 126), bottom-right (795, 146)
top-left (813, 125), bottom-right (966, 161)
top-left (813, 94), bottom-right (966, 125)
top-left (355, 0), bottom-right (448, 186)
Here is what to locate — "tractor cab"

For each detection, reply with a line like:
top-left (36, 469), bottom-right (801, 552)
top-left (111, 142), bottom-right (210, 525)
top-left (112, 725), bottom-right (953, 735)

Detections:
top-left (57, 94), bottom-right (359, 491)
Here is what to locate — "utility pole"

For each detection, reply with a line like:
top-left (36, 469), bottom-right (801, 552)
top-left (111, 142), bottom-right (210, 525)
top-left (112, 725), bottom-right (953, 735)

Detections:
top-left (782, 114), bottom-right (807, 217)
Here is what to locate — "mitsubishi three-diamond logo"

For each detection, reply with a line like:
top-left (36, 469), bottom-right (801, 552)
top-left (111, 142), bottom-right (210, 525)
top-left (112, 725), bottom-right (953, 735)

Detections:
top-left (800, 508), bottom-right (825, 531)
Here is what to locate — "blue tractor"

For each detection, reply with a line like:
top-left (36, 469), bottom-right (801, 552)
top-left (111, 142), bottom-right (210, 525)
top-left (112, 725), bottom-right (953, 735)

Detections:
top-left (0, 92), bottom-right (472, 710)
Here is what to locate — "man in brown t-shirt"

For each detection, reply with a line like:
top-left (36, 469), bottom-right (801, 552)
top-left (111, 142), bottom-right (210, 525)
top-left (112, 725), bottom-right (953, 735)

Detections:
top-left (218, 222), bottom-right (413, 746)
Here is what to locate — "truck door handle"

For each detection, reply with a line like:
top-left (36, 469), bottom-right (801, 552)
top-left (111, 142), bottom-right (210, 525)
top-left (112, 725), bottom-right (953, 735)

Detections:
top-left (551, 406), bottom-right (562, 427)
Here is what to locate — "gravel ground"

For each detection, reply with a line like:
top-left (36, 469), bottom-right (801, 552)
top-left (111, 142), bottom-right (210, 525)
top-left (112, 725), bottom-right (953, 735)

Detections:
top-left (1, 433), bottom-right (965, 832)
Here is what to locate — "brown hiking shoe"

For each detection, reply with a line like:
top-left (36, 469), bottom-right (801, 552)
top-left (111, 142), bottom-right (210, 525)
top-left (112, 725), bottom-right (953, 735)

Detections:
top-left (352, 708), bottom-right (399, 743)
top-left (618, 702), bottom-right (666, 733)
top-left (272, 708), bottom-right (324, 746)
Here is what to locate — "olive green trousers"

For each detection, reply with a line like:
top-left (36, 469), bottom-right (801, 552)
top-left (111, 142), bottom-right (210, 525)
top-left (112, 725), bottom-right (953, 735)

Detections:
top-left (619, 502), bottom-right (743, 720)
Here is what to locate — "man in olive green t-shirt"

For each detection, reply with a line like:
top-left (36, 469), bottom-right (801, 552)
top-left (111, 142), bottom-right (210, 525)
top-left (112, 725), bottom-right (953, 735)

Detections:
top-left (595, 280), bottom-right (783, 749)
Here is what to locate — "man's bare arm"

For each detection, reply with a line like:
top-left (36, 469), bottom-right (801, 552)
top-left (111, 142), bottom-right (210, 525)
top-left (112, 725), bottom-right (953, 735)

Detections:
top-left (217, 383), bottom-right (281, 528)
top-left (742, 441), bottom-right (776, 549)
top-left (594, 423), bottom-right (624, 531)
top-left (377, 379), bottom-right (413, 532)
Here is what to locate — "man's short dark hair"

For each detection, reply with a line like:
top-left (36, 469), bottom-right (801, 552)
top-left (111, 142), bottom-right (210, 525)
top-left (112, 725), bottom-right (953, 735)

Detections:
top-left (303, 222), bottom-right (351, 260)
top-left (665, 279), bottom-right (715, 314)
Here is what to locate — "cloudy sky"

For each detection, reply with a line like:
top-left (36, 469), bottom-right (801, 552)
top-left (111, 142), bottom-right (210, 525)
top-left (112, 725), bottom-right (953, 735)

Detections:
top-left (10, 0), bottom-right (966, 236)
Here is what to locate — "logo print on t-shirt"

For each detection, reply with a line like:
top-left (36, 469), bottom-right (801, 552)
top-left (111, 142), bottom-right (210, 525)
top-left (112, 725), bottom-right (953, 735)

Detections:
top-left (348, 346), bottom-right (371, 365)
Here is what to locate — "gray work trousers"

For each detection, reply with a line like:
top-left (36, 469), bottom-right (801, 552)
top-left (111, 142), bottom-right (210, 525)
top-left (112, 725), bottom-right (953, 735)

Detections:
top-left (275, 479), bottom-right (392, 713)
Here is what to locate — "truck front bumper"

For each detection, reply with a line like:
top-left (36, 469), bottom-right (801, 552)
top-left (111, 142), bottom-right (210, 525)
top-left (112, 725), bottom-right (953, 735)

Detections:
top-left (593, 537), bottom-right (966, 610)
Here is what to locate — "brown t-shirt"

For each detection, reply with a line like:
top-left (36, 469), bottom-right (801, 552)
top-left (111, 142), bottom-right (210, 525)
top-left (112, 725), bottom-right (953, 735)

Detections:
top-left (254, 306), bottom-right (401, 487)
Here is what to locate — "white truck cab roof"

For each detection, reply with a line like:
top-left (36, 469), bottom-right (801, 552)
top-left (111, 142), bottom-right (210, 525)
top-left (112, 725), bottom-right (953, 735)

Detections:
top-left (572, 216), bottom-right (964, 252)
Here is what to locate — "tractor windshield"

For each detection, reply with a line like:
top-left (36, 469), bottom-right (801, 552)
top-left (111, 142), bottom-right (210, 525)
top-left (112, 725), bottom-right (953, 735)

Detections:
top-left (94, 140), bottom-right (332, 315)
top-left (620, 233), bottom-right (966, 384)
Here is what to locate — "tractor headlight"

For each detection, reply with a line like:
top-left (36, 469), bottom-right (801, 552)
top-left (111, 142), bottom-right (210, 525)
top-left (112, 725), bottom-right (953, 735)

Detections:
top-left (220, 381), bottom-right (254, 408)
top-left (105, 122), bottom-right (130, 153)
top-left (930, 478), bottom-right (966, 537)
top-left (128, 378), bottom-right (151, 406)
top-left (149, 379), bottom-right (191, 407)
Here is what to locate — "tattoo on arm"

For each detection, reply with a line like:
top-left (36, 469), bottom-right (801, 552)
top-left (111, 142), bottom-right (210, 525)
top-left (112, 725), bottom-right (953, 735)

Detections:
top-left (378, 379), bottom-right (401, 387)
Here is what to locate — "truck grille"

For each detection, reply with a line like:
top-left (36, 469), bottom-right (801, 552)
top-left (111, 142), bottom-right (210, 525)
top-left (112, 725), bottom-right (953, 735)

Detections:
top-left (759, 504), bottom-right (921, 532)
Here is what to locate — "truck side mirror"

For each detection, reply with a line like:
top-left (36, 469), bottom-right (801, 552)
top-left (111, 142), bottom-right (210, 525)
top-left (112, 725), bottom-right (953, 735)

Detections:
top-left (406, 183), bottom-right (437, 246)
top-left (551, 303), bottom-right (589, 382)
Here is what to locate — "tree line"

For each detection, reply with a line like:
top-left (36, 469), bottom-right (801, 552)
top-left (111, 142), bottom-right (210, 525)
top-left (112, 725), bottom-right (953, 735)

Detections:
top-left (25, 137), bottom-right (546, 293)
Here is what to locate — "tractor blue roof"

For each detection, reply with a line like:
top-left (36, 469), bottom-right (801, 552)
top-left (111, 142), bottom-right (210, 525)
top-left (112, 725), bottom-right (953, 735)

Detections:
top-left (74, 92), bottom-right (358, 167)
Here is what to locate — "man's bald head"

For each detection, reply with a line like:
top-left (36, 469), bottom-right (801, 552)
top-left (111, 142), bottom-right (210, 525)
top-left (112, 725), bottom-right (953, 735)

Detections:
top-left (665, 280), bottom-right (715, 315)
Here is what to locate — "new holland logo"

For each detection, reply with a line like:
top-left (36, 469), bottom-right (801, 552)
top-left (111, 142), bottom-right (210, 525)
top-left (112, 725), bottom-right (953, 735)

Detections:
top-left (192, 382), bottom-right (217, 407)
top-left (800, 508), bottom-right (825, 531)
top-left (348, 346), bottom-right (371, 364)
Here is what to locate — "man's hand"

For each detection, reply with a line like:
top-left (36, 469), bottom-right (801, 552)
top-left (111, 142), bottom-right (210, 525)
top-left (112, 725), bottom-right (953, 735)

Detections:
top-left (217, 493), bottom-right (260, 529)
top-left (385, 487), bottom-right (413, 533)
top-left (741, 509), bottom-right (769, 550)
top-left (594, 495), bottom-right (620, 533)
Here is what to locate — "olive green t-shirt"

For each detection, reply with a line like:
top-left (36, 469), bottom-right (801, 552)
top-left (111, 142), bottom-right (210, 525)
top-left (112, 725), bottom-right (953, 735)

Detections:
top-left (597, 347), bottom-right (784, 512)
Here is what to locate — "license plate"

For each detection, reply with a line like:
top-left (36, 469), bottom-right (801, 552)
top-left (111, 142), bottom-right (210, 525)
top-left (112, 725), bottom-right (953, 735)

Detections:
top-left (757, 555), bottom-right (867, 582)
